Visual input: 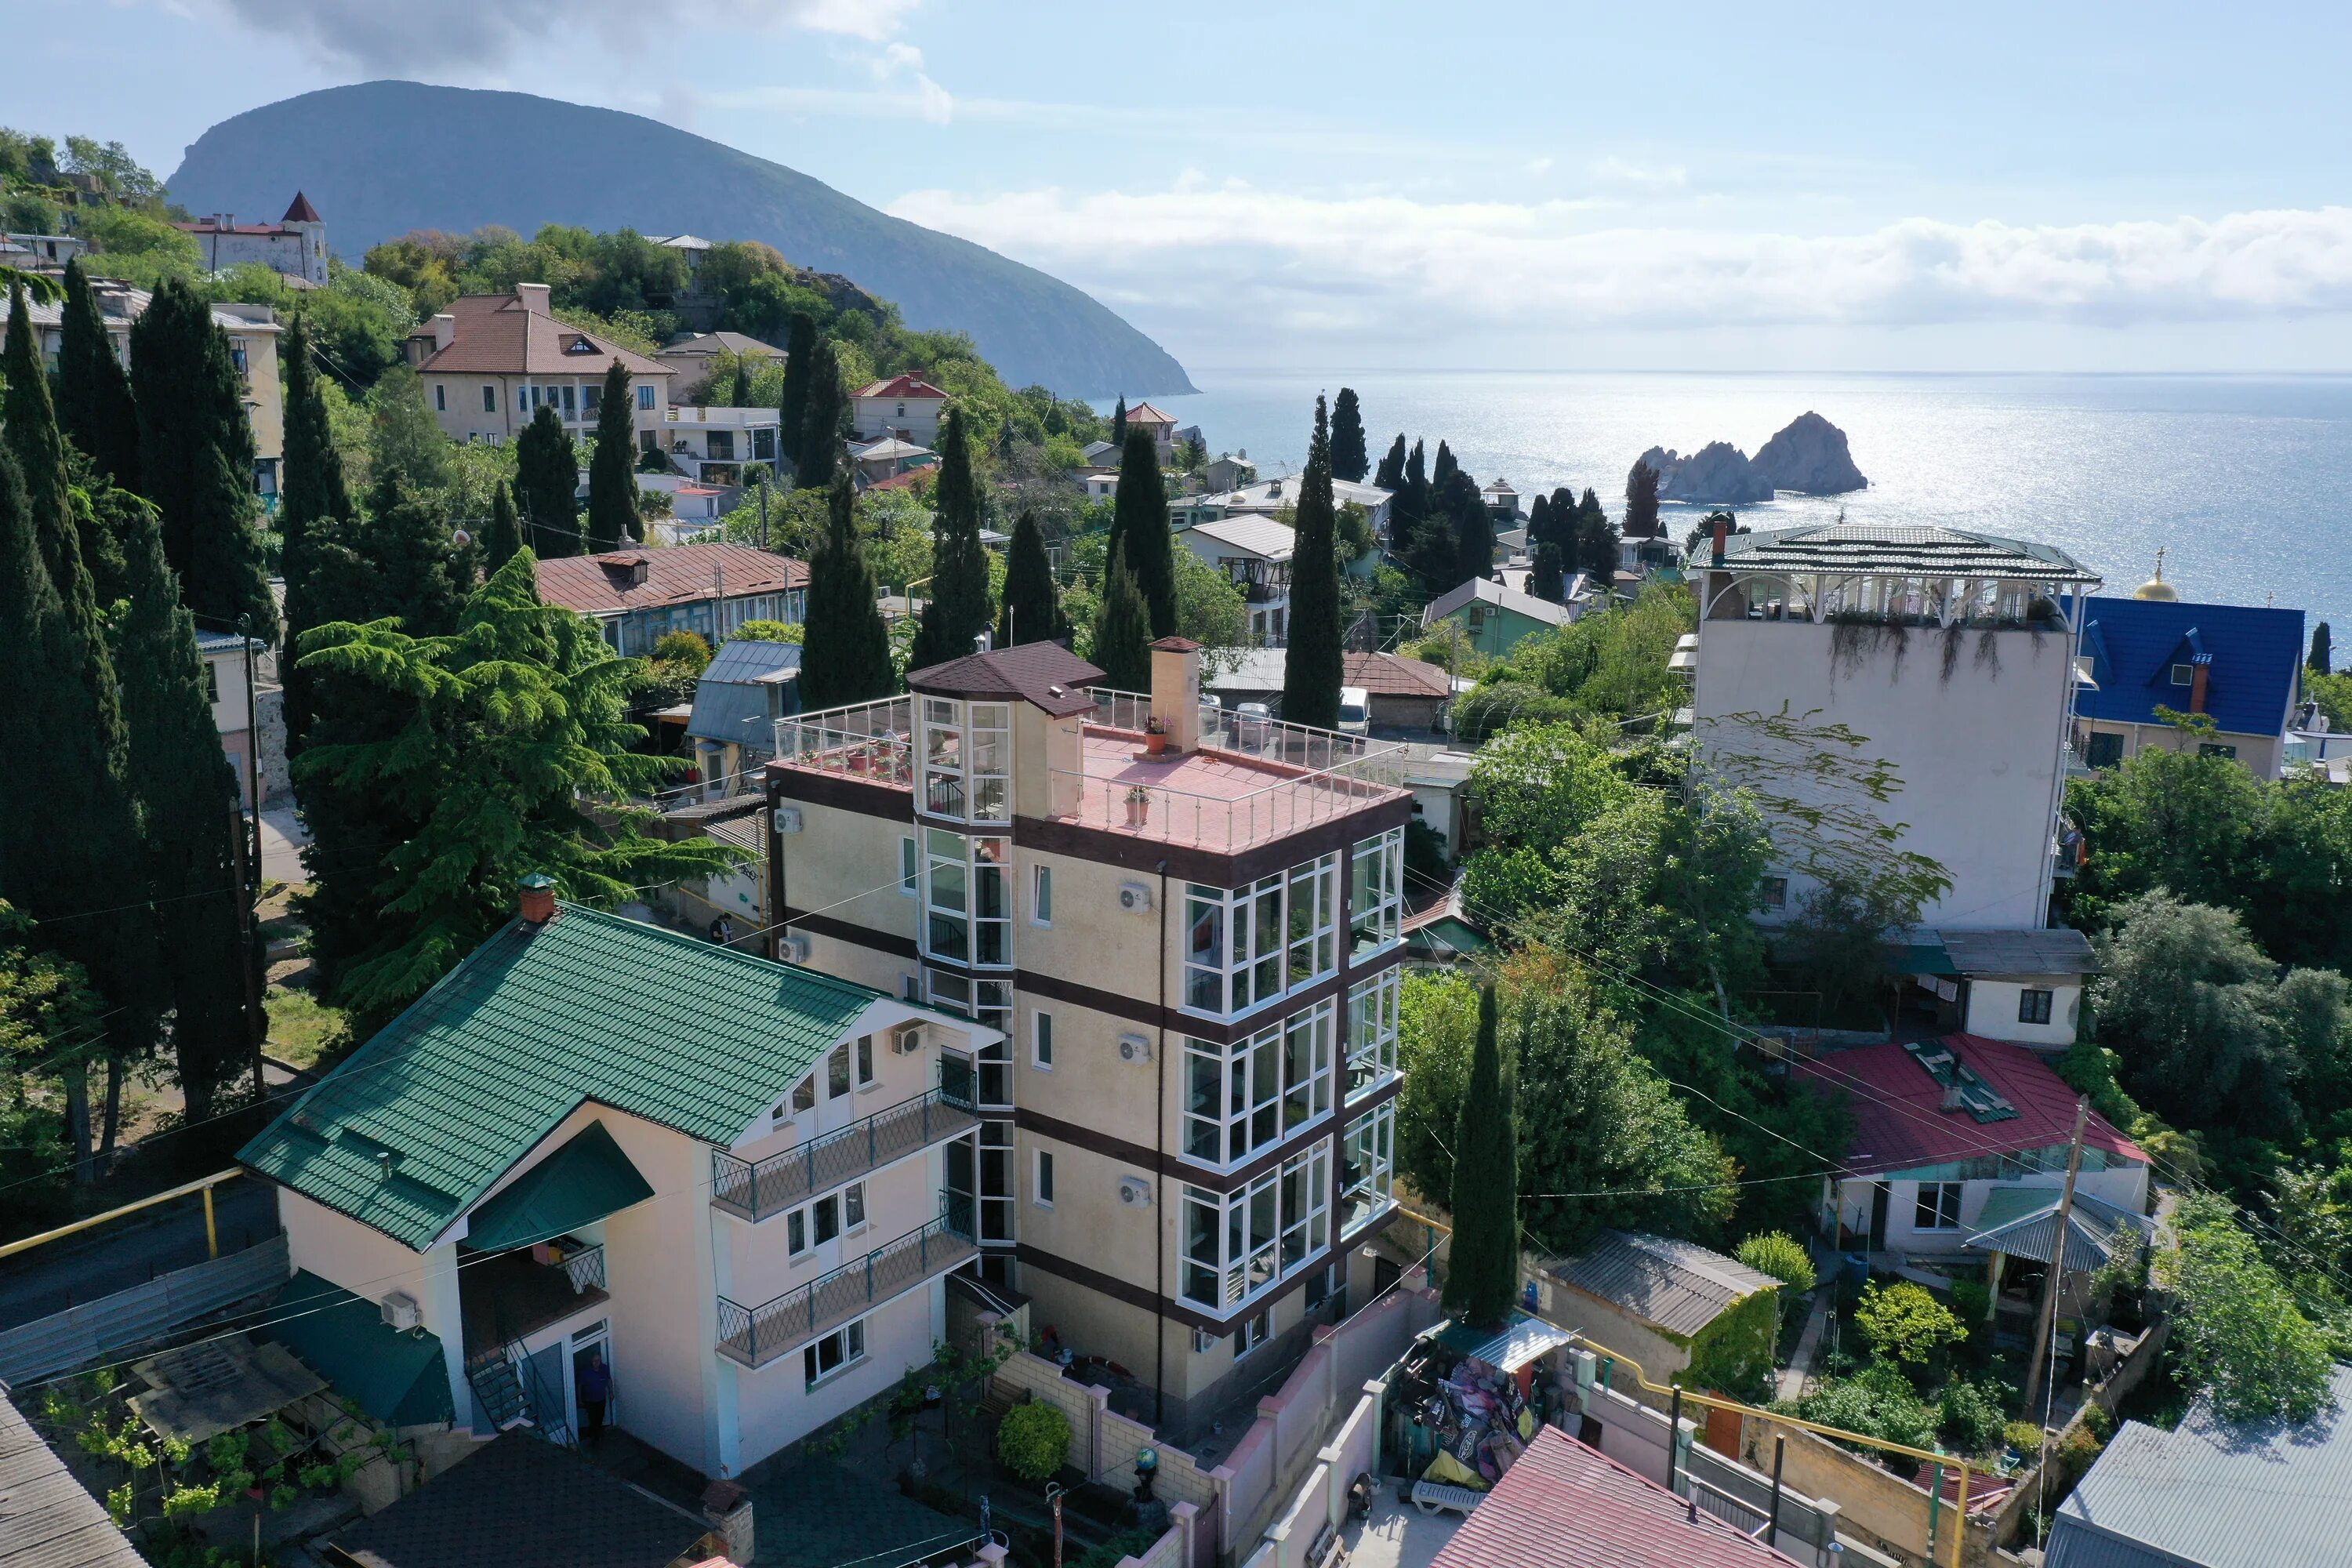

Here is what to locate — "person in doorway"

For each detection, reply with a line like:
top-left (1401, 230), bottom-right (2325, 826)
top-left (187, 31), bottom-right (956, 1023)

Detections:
top-left (710, 916), bottom-right (736, 946)
top-left (577, 1347), bottom-right (611, 1441)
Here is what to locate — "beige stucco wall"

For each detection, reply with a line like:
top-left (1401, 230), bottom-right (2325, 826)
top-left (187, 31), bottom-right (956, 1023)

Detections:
top-left (424, 369), bottom-right (674, 448)
top-left (2079, 717), bottom-right (2283, 782)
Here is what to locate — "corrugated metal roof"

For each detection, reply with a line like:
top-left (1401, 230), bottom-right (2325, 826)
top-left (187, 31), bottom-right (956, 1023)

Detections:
top-left (0, 1385), bottom-right (148, 1568)
top-left (1187, 512), bottom-right (1296, 561)
top-left (1420, 576), bottom-right (1573, 630)
top-left (703, 812), bottom-right (767, 856)
top-left (238, 906), bottom-right (882, 1250)
top-left (1965, 1187), bottom-right (2153, 1271)
top-left (1465, 1317), bottom-right (1574, 1373)
top-left (1795, 1035), bottom-right (2143, 1177)
top-left (1936, 927), bottom-right (2096, 977)
top-left (1544, 1231), bottom-right (1780, 1338)
top-left (2048, 1368), bottom-right (2352, 1568)
top-left (1718, 522), bottom-right (2100, 584)
top-left (686, 639), bottom-right (800, 745)
top-left (2074, 593), bottom-right (2304, 742)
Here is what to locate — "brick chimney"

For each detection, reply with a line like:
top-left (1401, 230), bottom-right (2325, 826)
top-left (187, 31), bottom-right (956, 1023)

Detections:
top-left (430, 312), bottom-right (456, 352)
top-left (1149, 637), bottom-right (1203, 753)
top-left (518, 873), bottom-right (557, 924)
top-left (1711, 514), bottom-right (1730, 563)
top-left (2190, 661), bottom-right (2209, 715)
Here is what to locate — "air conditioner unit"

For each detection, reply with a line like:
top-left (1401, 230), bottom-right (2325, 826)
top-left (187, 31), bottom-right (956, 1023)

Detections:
top-left (1117, 881), bottom-right (1152, 914)
top-left (1117, 1033), bottom-right (1152, 1065)
top-left (773, 806), bottom-right (802, 834)
top-left (1118, 1176), bottom-right (1153, 1207)
top-left (1192, 1328), bottom-right (1218, 1355)
top-left (891, 1025), bottom-right (923, 1054)
top-left (779, 933), bottom-right (812, 963)
top-left (380, 1291), bottom-right (421, 1333)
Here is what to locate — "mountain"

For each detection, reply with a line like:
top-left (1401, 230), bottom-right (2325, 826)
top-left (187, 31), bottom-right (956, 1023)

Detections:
top-left (166, 81), bottom-right (1193, 400)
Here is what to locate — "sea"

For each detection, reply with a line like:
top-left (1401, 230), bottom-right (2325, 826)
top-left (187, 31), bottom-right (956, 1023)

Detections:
top-left (1129, 371), bottom-right (2352, 632)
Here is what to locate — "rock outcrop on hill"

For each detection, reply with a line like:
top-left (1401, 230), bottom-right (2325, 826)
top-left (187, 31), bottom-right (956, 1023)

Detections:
top-left (1635, 441), bottom-right (1775, 505)
top-left (1752, 412), bottom-right (1867, 495)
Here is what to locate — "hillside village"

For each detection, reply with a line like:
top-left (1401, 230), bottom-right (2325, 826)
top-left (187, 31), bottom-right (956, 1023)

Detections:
top-left (9, 126), bottom-right (2352, 1568)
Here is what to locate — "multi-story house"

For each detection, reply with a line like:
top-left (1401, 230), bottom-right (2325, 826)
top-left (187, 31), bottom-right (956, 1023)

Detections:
top-left (238, 886), bottom-right (993, 1479)
top-left (173, 192), bottom-right (330, 286)
top-left (2072, 571), bottom-right (2303, 780)
top-left (1179, 514), bottom-right (1294, 646)
top-left (535, 544), bottom-right (807, 657)
top-left (850, 374), bottom-right (949, 447)
top-left (405, 284), bottom-right (674, 450)
top-left (657, 405), bottom-right (785, 490)
top-left (764, 637), bottom-right (1411, 1434)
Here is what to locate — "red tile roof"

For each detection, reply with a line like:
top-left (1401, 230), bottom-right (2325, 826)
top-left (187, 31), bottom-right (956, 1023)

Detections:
top-left (414, 292), bottom-right (671, 379)
top-left (535, 545), bottom-right (807, 617)
top-left (1431, 1427), bottom-right (1798, 1568)
top-left (281, 191), bottom-right (322, 223)
top-left (1792, 1034), bottom-right (2143, 1177)
top-left (1343, 651), bottom-right (1451, 699)
top-left (862, 467), bottom-right (932, 493)
top-left (851, 374), bottom-right (949, 401)
top-left (1124, 401), bottom-right (1178, 426)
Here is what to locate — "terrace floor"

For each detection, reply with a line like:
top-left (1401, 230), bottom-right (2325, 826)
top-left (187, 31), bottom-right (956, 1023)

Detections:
top-left (1063, 728), bottom-right (1408, 852)
top-left (1341, 1484), bottom-right (1465, 1568)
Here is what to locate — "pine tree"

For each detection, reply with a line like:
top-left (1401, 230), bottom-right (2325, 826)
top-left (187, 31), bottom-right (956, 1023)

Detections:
top-left (482, 481), bottom-right (522, 574)
top-left (513, 405), bottom-right (581, 557)
top-left (1450, 472), bottom-right (1494, 584)
top-left (1623, 460), bottom-right (1661, 539)
top-left (797, 338), bottom-right (845, 489)
top-left (2310, 622), bottom-right (2333, 676)
top-left (1531, 540), bottom-right (1566, 603)
top-left (1330, 387), bottom-right (1369, 483)
top-left (729, 358), bottom-right (753, 409)
top-left (128, 278), bottom-right (273, 637)
top-left (1283, 394), bottom-right (1344, 731)
top-left (586, 360), bottom-right (639, 551)
top-left (997, 509), bottom-right (1068, 648)
top-left (776, 313), bottom-right (817, 467)
top-left (1111, 396), bottom-right (1127, 446)
top-left (909, 405), bottom-right (994, 670)
top-left (53, 259), bottom-right (140, 495)
top-left (1443, 983), bottom-right (1520, 1329)
top-left (108, 480), bottom-right (255, 1120)
top-left (800, 474), bottom-right (895, 709)
top-left (1110, 426), bottom-right (1176, 637)
top-left (1091, 543), bottom-right (1151, 691)
top-left (359, 470), bottom-right (474, 634)
top-left (1373, 434), bottom-right (1407, 491)
top-left (1432, 441), bottom-right (1459, 493)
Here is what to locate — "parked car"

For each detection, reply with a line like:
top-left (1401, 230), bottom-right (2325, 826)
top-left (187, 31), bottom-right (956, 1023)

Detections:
top-left (1338, 686), bottom-right (1370, 735)
top-left (1236, 702), bottom-right (1272, 750)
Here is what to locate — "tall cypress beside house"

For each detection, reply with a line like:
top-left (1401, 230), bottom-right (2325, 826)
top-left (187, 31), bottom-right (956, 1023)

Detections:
top-left (482, 481), bottom-right (522, 574)
top-left (1575, 487), bottom-right (1619, 583)
top-left (1329, 387), bottom-right (1369, 483)
top-left (1531, 541), bottom-right (1566, 603)
top-left (1526, 493), bottom-right (1551, 556)
top-left (278, 313), bottom-right (359, 755)
top-left (776, 312), bottom-right (816, 467)
top-left (1623, 460), bottom-right (1661, 539)
top-left (108, 479), bottom-right (256, 1121)
top-left (2310, 622), bottom-right (2332, 675)
top-left (1373, 434), bottom-right (1407, 491)
top-left (1283, 395), bottom-right (1344, 731)
top-left (997, 509), bottom-right (1068, 648)
top-left (800, 474), bottom-right (894, 709)
top-left (1091, 543), bottom-right (1151, 692)
top-left (54, 260), bottom-right (140, 496)
top-left (910, 405), bottom-right (995, 670)
top-left (586, 360), bottom-right (640, 551)
top-left (1111, 396), bottom-right (1127, 447)
top-left (1450, 472), bottom-right (1495, 584)
top-left (729, 358), bottom-right (753, 410)
top-left (797, 338), bottom-right (847, 490)
top-left (1111, 426), bottom-right (1176, 637)
top-left (1443, 983), bottom-right (1520, 1329)
top-left (513, 405), bottom-right (581, 557)
top-left (5, 285), bottom-right (124, 692)
top-left (128, 278), bottom-right (274, 638)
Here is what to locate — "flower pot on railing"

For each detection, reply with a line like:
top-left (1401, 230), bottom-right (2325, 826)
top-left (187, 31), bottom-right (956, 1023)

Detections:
top-left (1124, 785), bottom-right (1152, 827)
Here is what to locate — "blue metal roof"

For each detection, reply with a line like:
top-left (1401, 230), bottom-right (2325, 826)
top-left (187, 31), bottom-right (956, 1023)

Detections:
top-left (2074, 594), bottom-right (2303, 741)
top-left (687, 638), bottom-right (801, 746)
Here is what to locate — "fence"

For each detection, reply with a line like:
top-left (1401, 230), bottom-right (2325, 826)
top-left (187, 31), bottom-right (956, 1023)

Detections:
top-left (0, 1232), bottom-right (289, 1385)
top-left (1982, 1316), bottom-right (2173, 1557)
top-left (1248, 1370), bottom-right (1385, 1568)
top-left (991, 1351), bottom-right (1217, 1568)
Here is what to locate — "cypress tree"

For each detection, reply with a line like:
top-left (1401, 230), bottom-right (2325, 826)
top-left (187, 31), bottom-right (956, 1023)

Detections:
top-left (797, 337), bottom-right (845, 489)
top-left (1443, 983), bottom-right (1520, 1330)
top-left (1110, 426), bottom-right (1175, 637)
top-left (1091, 543), bottom-right (1151, 692)
top-left (776, 313), bottom-right (816, 466)
top-left (729, 358), bottom-right (753, 409)
top-left (1623, 460), bottom-right (1661, 539)
top-left (1329, 387), bottom-right (1369, 483)
top-left (5, 285), bottom-right (124, 693)
top-left (109, 481), bottom-right (256, 1121)
top-left (1373, 434), bottom-right (1407, 491)
top-left (129, 278), bottom-right (274, 638)
top-left (800, 474), bottom-right (894, 709)
top-left (910, 405), bottom-right (994, 670)
top-left (54, 259), bottom-right (140, 495)
top-left (1111, 396), bottom-right (1127, 446)
top-left (1283, 394), bottom-right (1344, 731)
top-left (359, 469), bottom-right (472, 635)
top-left (278, 314), bottom-right (359, 757)
top-left (586, 360), bottom-right (640, 551)
top-left (1576, 488), bottom-right (1621, 582)
top-left (513, 405), bottom-right (581, 557)
top-left (1432, 440), bottom-right (1459, 493)
top-left (2310, 622), bottom-right (2332, 675)
top-left (997, 509), bottom-right (1068, 648)
top-left (1450, 471), bottom-right (1494, 584)
top-left (482, 481), bottom-right (522, 574)
top-left (1526, 493), bottom-right (1551, 557)
top-left (1531, 540), bottom-right (1566, 603)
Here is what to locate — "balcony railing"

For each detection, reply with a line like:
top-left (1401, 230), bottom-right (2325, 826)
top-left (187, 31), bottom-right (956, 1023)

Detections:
top-left (561, 1243), bottom-right (606, 1294)
top-left (714, 1193), bottom-right (978, 1368)
top-left (773, 695), bottom-right (914, 786)
top-left (710, 1065), bottom-right (978, 1223)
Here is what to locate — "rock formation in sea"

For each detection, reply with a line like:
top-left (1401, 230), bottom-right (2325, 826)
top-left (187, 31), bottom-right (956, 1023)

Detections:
top-left (1634, 441), bottom-right (1775, 505)
top-left (1751, 411), bottom-right (1867, 495)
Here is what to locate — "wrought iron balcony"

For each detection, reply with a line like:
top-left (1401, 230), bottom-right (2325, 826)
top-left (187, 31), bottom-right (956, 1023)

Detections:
top-left (715, 1193), bottom-right (978, 1368)
top-left (710, 1070), bottom-right (978, 1223)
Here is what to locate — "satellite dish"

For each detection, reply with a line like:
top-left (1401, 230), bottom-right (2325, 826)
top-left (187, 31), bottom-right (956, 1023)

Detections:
top-left (450, 528), bottom-right (474, 546)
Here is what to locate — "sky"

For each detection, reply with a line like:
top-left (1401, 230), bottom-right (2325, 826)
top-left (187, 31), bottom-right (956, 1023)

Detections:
top-left (9, 0), bottom-right (2352, 374)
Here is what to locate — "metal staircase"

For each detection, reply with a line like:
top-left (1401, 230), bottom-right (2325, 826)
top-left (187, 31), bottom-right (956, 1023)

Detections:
top-left (466, 1347), bottom-right (532, 1431)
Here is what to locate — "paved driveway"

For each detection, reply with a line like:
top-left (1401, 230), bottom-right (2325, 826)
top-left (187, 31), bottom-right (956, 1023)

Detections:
top-left (260, 805), bottom-right (310, 886)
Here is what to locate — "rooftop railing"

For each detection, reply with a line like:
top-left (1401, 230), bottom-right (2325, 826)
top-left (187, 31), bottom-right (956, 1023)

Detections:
top-left (773, 694), bottom-right (914, 786)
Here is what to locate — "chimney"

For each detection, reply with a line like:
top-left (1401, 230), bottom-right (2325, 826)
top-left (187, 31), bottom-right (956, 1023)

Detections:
top-left (1711, 514), bottom-right (1730, 563)
top-left (700, 1479), bottom-right (753, 1563)
top-left (2190, 661), bottom-right (2209, 715)
top-left (516, 281), bottom-right (553, 316)
top-left (430, 312), bottom-right (456, 351)
top-left (1149, 637), bottom-right (1203, 753)
top-left (1940, 1083), bottom-right (1964, 1113)
top-left (518, 873), bottom-right (557, 924)
top-left (974, 630), bottom-right (993, 654)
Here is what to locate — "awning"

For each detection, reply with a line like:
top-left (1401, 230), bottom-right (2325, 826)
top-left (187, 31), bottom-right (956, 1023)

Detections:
top-left (1965, 1187), bottom-right (2154, 1272)
top-left (463, 1121), bottom-right (655, 1252)
top-left (260, 1272), bottom-right (455, 1428)
top-left (1465, 1316), bottom-right (1575, 1374)
top-left (1890, 939), bottom-right (1958, 977)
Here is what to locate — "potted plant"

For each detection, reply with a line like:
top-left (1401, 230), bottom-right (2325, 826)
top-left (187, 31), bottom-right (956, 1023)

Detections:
top-left (1145, 715), bottom-right (1168, 756)
top-left (1124, 784), bottom-right (1152, 827)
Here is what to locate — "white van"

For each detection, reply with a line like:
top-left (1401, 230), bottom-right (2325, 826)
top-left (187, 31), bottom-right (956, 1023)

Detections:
top-left (1338, 686), bottom-right (1371, 735)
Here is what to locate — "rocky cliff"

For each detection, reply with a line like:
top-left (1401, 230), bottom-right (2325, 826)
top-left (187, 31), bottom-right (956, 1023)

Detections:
top-left (1636, 441), bottom-right (1775, 505)
top-left (1751, 412), bottom-right (1867, 495)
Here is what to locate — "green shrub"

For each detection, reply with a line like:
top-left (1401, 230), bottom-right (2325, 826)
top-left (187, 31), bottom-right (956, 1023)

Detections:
top-left (731, 619), bottom-right (803, 644)
top-left (1852, 1280), bottom-right (1965, 1373)
top-left (995, 1400), bottom-right (1071, 1483)
top-left (1780, 1362), bottom-right (1936, 1451)
top-left (2002, 1420), bottom-right (2048, 1457)
top-left (1736, 1232), bottom-right (1817, 1297)
top-left (651, 630), bottom-right (713, 670)
top-left (2081, 1402), bottom-right (2115, 1442)
top-left (1937, 1377), bottom-right (2013, 1455)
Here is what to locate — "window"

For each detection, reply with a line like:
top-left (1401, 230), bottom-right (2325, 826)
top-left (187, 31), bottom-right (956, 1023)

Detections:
top-left (1341, 1104), bottom-right (1396, 1233)
top-left (1914, 1181), bottom-right (1963, 1231)
top-left (803, 1319), bottom-right (866, 1387)
top-left (560, 385), bottom-right (575, 416)
top-left (856, 1034), bottom-right (876, 1087)
top-left (583, 384), bottom-right (600, 412)
top-left (843, 1181), bottom-right (865, 1229)
top-left (1305, 1261), bottom-right (1345, 1316)
top-left (2198, 742), bottom-right (2239, 760)
top-left (1033, 1011), bottom-right (1054, 1069)
top-left (229, 341), bottom-right (249, 377)
top-left (1759, 877), bottom-right (1788, 912)
top-left (827, 1043), bottom-right (851, 1098)
top-left (2018, 989), bottom-right (2055, 1025)
top-left (482, 384), bottom-right (497, 413)
top-left (929, 970), bottom-right (1012, 1105)
top-left (2170, 662), bottom-right (2193, 686)
top-left (923, 828), bottom-right (968, 961)
top-left (1032, 866), bottom-right (1053, 926)
top-left (637, 384), bottom-right (655, 410)
top-left (1183, 1000), bottom-right (1334, 1164)
top-left (1181, 1146), bottom-right (1327, 1311)
top-left (1350, 829), bottom-right (1403, 956)
top-left (919, 699), bottom-right (1011, 823)
top-left (1236, 1309), bottom-right (1271, 1356)
top-left (791, 1073), bottom-right (815, 1114)
top-left (899, 837), bottom-right (919, 896)
top-left (434, 383), bottom-right (446, 412)
top-left (1034, 1150), bottom-right (1054, 1207)
top-left (923, 833), bottom-right (1011, 967)
top-left (708, 430), bottom-right (736, 459)
top-left (2085, 731), bottom-right (2125, 768)
top-left (787, 1209), bottom-right (806, 1254)
top-left (203, 663), bottom-right (220, 704)
top-left (1182, 855), bottom-right (1339, 1017)
top-left (753, 427), bottom-right (776, 461)
top-left (1346, 971), bottom-right (1400, 1096)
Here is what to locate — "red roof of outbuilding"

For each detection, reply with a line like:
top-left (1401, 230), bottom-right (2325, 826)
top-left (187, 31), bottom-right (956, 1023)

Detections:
top-left (535, 545), bottom-right (807, 617)
top-left (1342, 651), bottom-right (1451, 699)
top-left (1792, 1034), bottom-right (2143, 1177)
top-left (1431, 1427), bottom-right (1798, 1568)
top-left (851, 374), bottom-right (949, 401)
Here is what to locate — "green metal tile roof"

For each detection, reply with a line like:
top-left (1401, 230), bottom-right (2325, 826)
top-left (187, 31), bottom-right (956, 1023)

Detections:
top-left (263, 1271), bottom-right (455, 1427)
top-left (463, 1121), bottom-right (655, 1252)
top-left (240, 906), bottom-right (882, 1250)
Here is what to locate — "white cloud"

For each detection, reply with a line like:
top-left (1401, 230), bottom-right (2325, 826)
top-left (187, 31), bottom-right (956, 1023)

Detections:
top-left (1591, 155), bottom-right (1687, 190)
top-left (212, 0), bottom-right (921, 72)
top-left (884, 180), bottom-right (2352, 353)
top-left (869, 40), bottom-right (952, 124)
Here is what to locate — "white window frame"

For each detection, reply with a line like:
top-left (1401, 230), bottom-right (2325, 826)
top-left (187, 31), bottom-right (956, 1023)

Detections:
top-left (898, 836), bottom-right (918, 896)
top-left (636, 383), bottom-right (656, 411)
top-left (1032, 865), bottom-right (1053, 927)
top-left (1914, 1181), bottom-right (1964, 1232)
top-left (1345, 970), bottom-right (1400, 1098)
top-left (803, 1317), bottom-right (866, 1388)
top-left (919, 699), bottom-right (1011, 824)
top-left (1236, 1308), bottom-right (1272, 1357)
top-left (1032, 1010), bottom-right (1054, 1071)
top-left (855, 1034), bottom-right (877, 1089)
top-left (1180, 1142), bottom-right (1328, 1312)
top-left (1181, 1000), bottom-right (1334, 1167)
top-left (1034, 1149), bottom-right (1054, 1208)
top-left (928, 969), bottom-right (1012, 1106)
top-left (1349, 829), bottom-right (1404, 956)
top-left (826, 1042), bottom-right (851, 1099)
top-left (1181, 854), bottom-right (1339, 1019)
top-left (1341, 1103), bottom-right (1396, 1236)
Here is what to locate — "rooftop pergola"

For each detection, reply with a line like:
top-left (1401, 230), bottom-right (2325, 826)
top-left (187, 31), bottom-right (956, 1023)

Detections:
top-left (1698, 522), bottom-right (2103, 629)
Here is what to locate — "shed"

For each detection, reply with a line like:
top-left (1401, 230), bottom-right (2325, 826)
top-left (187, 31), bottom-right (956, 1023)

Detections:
top-left (1537, 1232), bottom-right (1782, 1392)
top-left (0, 1385), bottom-right (148, 1568)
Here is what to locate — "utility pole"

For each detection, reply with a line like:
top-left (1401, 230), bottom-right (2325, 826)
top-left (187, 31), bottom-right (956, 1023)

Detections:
top-left (757, 477), bottom-right (768, 550)
top-left (2025, 1098), bottom-right (2090, 1419)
